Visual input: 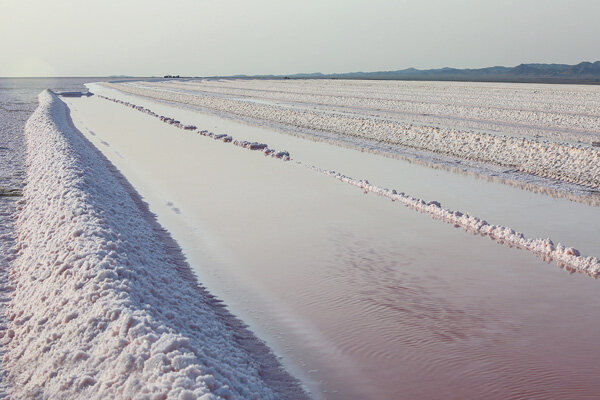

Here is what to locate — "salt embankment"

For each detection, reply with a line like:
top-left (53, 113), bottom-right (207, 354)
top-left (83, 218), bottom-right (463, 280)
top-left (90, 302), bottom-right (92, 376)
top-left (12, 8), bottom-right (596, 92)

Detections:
top-left (104, 82), bottom-right (600, 190)
top-left (2, 90), bottom-right (306, 399)
top-left (311, 167), bottom-right (600, 278)
top-left (96, 95), bottom-right (291, 161)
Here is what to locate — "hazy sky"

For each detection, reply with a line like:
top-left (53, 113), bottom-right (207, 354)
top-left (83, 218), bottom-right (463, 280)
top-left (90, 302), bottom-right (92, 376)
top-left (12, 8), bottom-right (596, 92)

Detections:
top-left (1, 0), bottom-right (599, 77)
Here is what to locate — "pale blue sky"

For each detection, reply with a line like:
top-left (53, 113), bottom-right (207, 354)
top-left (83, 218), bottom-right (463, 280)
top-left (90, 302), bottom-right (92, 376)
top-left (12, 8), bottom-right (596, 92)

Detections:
top-left (1, 0), bottom-right (599, 77)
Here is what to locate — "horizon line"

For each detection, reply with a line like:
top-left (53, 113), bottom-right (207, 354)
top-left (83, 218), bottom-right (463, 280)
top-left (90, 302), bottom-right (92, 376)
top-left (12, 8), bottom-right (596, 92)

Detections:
top-left (3, 60), bottom-right (600, 80)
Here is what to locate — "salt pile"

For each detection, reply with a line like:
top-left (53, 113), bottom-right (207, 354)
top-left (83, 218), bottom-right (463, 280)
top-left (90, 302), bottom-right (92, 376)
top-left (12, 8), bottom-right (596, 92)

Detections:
top-left (2, 90), bottom-right (305, 399)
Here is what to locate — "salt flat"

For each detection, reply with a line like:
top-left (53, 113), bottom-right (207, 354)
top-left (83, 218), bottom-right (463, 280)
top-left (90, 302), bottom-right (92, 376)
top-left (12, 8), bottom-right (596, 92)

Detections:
top-left (59, 81), bottom-right (600, 399)
top-left (106, 79), bottom-right (600, 193)
top-left (89, 83), bottom-right (600, 260)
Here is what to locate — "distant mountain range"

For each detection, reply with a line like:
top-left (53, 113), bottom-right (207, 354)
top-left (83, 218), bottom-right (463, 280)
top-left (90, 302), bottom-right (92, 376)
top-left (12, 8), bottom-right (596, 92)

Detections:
top-left (229, 61), bottom-right (600, 84)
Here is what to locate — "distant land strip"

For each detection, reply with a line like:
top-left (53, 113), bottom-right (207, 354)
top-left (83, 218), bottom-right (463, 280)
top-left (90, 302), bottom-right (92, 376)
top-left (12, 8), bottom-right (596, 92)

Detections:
top-left (208, 61), bottom-right (600, 84)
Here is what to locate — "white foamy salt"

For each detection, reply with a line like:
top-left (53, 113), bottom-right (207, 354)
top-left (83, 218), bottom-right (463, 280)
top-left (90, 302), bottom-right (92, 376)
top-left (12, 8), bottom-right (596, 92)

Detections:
top-left (4, 90), bottom-right (305, 399)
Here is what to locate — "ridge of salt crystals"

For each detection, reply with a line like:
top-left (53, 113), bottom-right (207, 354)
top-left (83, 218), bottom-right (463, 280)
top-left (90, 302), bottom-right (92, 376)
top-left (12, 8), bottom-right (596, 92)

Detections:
top-left (4, 90), bottom-right (306, 399)
top-left (313, 166), bottom-right (600, 278)
top-left (97, 95), bottom-right (291, 161)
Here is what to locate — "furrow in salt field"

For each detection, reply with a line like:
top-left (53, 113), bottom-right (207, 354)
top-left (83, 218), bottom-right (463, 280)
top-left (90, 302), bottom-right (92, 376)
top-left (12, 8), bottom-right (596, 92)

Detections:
top-left (104, 81), bottom-right (600, 190)
top-left (93, 91), bottom-right (600, 277)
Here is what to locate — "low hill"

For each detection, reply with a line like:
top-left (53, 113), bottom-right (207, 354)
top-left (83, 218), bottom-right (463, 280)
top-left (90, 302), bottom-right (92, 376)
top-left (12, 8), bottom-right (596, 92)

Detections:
top-left (230, 61), bottom-right (600, 84)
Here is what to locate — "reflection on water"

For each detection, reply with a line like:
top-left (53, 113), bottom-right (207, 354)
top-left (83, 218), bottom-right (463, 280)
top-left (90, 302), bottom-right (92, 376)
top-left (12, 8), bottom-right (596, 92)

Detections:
top-left (327, 229), bottom-right (488, 347)
top-left (67, 90), bottom-right (600, 400)
top-left (305, 227), bottom-right (600, 399)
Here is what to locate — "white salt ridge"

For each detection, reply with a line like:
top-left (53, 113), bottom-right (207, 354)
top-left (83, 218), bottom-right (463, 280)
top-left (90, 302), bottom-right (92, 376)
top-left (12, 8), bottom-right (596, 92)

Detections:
top-left (311, 166), bottom-right (600, 278)
top-left (96, 94), bottom-right (291, 161)
top-left (4, 90), bottom-right (306, 399)
top-left (106, 81), bottom-right (600, 190)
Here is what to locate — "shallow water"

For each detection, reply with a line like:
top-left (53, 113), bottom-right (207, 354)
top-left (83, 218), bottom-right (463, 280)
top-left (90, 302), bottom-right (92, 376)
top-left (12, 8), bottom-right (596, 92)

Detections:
top-left (87, 83), bottom-right (600, 259)
top-left (66, 91), bottom-right (600, 399)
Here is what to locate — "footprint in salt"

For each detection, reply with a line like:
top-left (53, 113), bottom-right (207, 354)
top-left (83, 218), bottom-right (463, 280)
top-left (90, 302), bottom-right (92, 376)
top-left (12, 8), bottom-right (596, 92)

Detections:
top-left (166, 202), bottom-right (181, 214)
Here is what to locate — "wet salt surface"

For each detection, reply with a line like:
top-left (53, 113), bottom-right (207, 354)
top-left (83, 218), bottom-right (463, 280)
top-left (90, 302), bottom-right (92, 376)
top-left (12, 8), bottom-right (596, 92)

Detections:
top-left (66, 92), bottom-right (600, 399)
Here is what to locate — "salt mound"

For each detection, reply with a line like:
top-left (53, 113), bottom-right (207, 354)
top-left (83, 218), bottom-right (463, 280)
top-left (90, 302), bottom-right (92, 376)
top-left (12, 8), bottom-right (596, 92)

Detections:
top-left (3, 90), bottom-right (306, 399)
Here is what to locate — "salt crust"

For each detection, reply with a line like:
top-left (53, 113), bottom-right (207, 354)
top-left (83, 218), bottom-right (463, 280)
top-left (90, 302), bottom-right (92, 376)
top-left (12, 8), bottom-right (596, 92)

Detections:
top-left (3, 90), bottom-right (306, 399)
top-left (152, 79), bottom-right (600, 144)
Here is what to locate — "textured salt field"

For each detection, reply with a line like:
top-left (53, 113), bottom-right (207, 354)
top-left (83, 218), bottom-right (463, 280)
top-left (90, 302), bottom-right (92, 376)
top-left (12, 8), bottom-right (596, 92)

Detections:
top-left (133, 79), bottom-right (600, 144)
top-left (64, 85), bottom-right (600, 399)
top-left (104, 79), bottom-right (600, 192)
